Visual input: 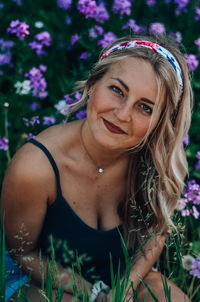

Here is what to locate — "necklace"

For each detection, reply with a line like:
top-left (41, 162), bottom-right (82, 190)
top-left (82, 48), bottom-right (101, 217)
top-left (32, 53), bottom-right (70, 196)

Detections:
top-left (80, 122), bottom-right (104, 174)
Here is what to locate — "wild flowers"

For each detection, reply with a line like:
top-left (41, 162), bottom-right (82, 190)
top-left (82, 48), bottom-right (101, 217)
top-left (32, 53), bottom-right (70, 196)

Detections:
top-left (7, 20), bottom-right (29, 40)
top-left (24, 65), bottom-right (48, 99)
top-left (184, 54), bottom-right (199, 71)
top-left (112, 0), bottom-right (132, 16)
top-left (97, 32), bottom-right (117, 48)
top-left (149, 22), bottom-right (165, 35)
top-left (190, 258), bottom-right (200, 279)
top-left (178, 180), bottom-right (200, 219)
top-left (57, 0), bottom-right (72, 10)
top-left (28, 31), bottom-right (51, 56)
top-left (0, 137), bottom-right (8, 150)
top-left (77, 0), bottom-right (97, 18)
top-left (196, 151), bottom-right (200, 170)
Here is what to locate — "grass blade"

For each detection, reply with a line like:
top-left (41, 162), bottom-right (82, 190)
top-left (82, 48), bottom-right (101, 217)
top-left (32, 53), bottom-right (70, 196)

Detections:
top-left (138, 276), bottom-right (159, 302)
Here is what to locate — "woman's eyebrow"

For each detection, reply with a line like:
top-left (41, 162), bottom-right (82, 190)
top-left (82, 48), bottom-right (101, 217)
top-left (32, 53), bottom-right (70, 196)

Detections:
top-left (141, 98), bottom-right (155, 106)
top-left (110, 77), bottom-right (155, 105)
top-left (110, 77), bottom-right (129, 92)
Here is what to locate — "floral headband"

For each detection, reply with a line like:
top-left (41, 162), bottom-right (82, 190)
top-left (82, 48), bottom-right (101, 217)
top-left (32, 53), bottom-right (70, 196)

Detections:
top-left (100, 40), bottom-right (183, 92)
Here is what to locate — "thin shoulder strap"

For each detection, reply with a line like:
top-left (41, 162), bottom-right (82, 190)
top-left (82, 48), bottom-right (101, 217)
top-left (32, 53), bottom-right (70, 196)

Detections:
top-left (28, 138), bottom-right (62, 197)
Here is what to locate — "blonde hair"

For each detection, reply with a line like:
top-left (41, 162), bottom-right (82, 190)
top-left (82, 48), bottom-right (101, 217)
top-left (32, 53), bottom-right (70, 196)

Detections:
top-left (69, 34), bottom-right (193, 249)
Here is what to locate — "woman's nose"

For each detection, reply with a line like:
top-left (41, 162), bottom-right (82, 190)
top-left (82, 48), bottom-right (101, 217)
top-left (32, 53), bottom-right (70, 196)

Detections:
top-left (114, 102), bottom-right (132, 122)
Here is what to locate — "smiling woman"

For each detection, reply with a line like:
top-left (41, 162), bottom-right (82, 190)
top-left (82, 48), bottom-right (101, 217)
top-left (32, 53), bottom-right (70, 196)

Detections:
top-left (1, 34), bottom-right (192, 302)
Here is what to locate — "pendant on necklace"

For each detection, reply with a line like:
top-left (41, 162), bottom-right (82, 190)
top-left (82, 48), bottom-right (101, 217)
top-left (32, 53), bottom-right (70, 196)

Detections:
top-left (98, 168), bottom-right (104, 173)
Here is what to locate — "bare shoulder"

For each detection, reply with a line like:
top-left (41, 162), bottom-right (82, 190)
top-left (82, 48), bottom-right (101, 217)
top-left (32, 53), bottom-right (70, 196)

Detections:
top-left (34, 119), bottom-right (82, 150)
top-left (2, 120), bottom-right (82, 202)
top-left (1, 121), bottom-right (82, 252)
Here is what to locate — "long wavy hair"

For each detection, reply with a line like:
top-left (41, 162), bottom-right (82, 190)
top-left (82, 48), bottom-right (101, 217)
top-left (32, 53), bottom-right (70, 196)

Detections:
top-left (67, 34), bottom-right (193, 251)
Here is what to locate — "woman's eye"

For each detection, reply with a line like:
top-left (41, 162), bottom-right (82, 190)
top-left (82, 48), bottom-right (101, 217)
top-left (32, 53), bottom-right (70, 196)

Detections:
top-left (110, 86), bottom-right (124, 96)
top-left (140, 104), bottom-right (153, 115)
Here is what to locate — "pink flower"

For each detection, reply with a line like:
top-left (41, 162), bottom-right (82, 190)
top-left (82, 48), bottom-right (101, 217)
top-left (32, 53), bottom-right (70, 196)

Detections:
top-left (184, 54), bottom-right (199, 71)
top-left (192, 206), bottom-right (200, 219)
top-left (77, 0), bottom-right (97, 18)
top-left (7, 20), bottom-right (29, 40)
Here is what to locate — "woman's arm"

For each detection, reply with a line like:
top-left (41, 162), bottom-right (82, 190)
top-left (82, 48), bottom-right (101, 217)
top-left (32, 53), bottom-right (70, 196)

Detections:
top-left (1, 144), bottom-right (92, 296)
top-left (124, 234), bottom-right (166, 300)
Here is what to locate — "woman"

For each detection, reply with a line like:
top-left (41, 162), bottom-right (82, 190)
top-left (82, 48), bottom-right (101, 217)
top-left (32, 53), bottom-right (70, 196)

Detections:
top-left (2, 34), bottom-right (192, 301)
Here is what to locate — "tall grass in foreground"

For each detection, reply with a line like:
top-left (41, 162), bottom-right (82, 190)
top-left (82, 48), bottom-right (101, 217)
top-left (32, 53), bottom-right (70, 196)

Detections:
top-left (1, 225), bottom-right (198, 302)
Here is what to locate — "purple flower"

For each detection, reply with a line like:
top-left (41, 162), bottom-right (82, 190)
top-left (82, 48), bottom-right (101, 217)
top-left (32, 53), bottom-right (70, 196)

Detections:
top-left (192, 206), bottom-right (200, 219)
top-left (0, 137), bottom-right (8, 150)
top-left (65, 16), bottom-right (72, 25)
top-left (0, 52), bottom-right (12, 66)
top-left (23, 116), bottom-right (40, 127)
top-left (183, 180), bottom-right (200, 205)
top-left (183, 135), bottom-right (190, 146)
top-left (0, 39), bottom-right (14, 51)
top-left (28, 31), bottom-right (51, 56)
top-left (89, 25), bottom-right (104, 38)
top-left (74, 92), bottom-right (82, 100)
top-left (196, 161), bottom-right (200, 170)
top-left (25, 66), bottom-right (48, 99)
top-left (7, 20), bottom-right (29, 40)
top-left (181, 209), bottom-right (190, 217)
top-left (112, 0), bottom-right (132, 16)
top-left (43, 116), bottom-right (56, 125)
top-left (57, 0), bottom-right (72, 10)
top-left (29, 102), bottom-right (41, 111)
top-left (195, 38), bottom-right (200, 51)
top-left (174, 0), bottom-right (189, 15)
top-left (195, 7), bottom-right (200, 21)
top-left (0, 3), bottom-right (4, 8)
top-left (77, 0), bottom-right (97, 18)
top-left (80, 51), bottom-right (91, 59)
top-left (71, 34), bottom-right (79, 45)
top-left (94, 25), bottom-right (104, 35)
top-left (190, 258), bottom-right (200, 279)
top-left (64, 94), bottom-right (73, 104)
top-left (26, 133), bottom-right (35, 140)
top-left (149, 22), bottom-right (165, 35)
top-left (196, 152), bottom-right (200, 170)
top-left (169, 31), bottom-right (182, 44)
top-left (93, 2), bottom-right (110, 23)
top-left (76, 109), bottom-right (87, 119)
top-left (97, 32), bottom-right (117, 48)
top-left (146, 0), bottom-right (156, 6)
top-left (184, 54), bottom-right (199, 71)
top-left (122, 19), bottom-right (146, 34)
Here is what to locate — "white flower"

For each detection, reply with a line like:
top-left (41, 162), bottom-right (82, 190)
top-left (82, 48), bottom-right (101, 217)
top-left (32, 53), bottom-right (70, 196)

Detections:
top-left (182, 255), bottom-right (195, 270)
top-left (34, 21), bottom-right (45, 28)
top-left (54, 100), bottom-right (69, 115)
top-left (176, 198), bottom-right (187, 211)
top-left (14, 80), bottom-right (31, 95)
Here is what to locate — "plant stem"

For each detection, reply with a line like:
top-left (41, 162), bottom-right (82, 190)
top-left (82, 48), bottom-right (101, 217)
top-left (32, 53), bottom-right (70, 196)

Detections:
top-left (189, 282), bottom-right (200, 300)
top-left (187, 276), bottom-right (195, 299)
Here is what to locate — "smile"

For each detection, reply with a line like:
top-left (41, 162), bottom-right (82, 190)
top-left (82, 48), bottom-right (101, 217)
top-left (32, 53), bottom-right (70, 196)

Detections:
top-left (102, 118), bottom-right (127, 135)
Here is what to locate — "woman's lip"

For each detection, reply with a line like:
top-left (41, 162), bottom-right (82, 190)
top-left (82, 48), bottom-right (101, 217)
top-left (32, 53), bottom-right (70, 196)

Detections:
top-left (102, 118), bottom-right (127, 135)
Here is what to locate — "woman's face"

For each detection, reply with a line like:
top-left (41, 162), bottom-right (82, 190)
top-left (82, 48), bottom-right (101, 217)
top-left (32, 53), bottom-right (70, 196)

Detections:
top-left (86, 57), bottom-right (164, 151)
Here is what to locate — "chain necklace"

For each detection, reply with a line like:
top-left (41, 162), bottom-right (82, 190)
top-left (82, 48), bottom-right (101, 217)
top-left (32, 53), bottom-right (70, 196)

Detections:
top-left (80, 122), bottom-right (104, 174)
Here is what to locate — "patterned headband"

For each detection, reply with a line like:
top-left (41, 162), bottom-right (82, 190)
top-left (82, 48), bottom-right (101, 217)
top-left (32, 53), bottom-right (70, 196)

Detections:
top-left (100, 40), bottom-right (183, 92)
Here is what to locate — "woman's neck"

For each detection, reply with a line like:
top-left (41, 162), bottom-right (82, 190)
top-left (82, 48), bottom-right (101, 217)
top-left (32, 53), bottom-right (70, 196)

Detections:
top-left (79, 120), bottom-right (129, 174)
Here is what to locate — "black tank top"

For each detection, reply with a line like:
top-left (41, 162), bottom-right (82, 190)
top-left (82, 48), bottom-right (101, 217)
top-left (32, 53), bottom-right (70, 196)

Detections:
top-left (29, 138), bottom-right (135, 286)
